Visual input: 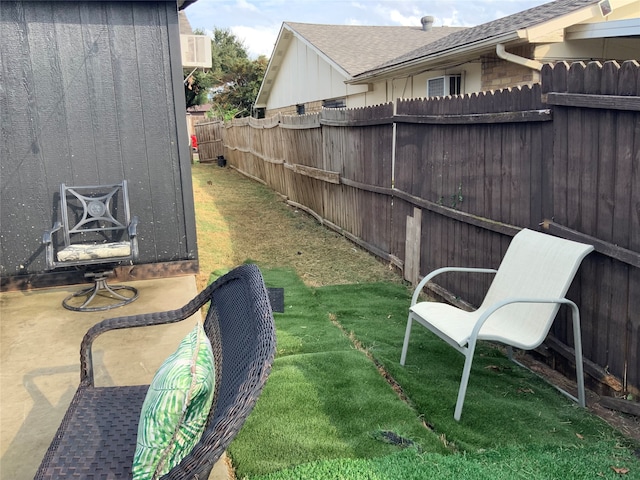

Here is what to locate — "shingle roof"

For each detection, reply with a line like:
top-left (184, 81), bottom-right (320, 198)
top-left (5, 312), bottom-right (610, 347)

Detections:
top-left (285, 22), bottom-right (467, 76)
top-left (355, 0), bottom-right (598, 78)
top-left (179, 11), bottom-right (192, 34)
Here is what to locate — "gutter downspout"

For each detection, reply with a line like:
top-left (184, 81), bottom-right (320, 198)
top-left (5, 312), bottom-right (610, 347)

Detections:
top-left (496, 43), bottom-right (543, 71)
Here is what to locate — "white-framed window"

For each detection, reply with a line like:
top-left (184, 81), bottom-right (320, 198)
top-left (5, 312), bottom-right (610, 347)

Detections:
top-left (427, 74), bottom-right (462, 97)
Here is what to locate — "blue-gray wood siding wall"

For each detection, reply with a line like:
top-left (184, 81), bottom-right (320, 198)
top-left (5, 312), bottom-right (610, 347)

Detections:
top-left (0, 1), bottom-right (197, 278)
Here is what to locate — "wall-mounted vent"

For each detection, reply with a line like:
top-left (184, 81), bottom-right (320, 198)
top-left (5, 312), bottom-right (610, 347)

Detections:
top-left (427, 74), bottom-right (462, 97)
top-left (180, 35), bottom-right (212, 68)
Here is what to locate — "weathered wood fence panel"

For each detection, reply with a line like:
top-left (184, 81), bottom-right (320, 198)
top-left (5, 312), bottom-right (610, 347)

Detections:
top-left (321, 105), bottom-right (395, 259)
top-left (542, 61), bottom-right (640, 392)
top-left (195, 120), bottom-right (224, 162)
top-left (280, 114), bottom-right (325, 218)
top-left (211, 60), bottom-right (639, 397)
top-left (394, 85), bottom-right (553, 308)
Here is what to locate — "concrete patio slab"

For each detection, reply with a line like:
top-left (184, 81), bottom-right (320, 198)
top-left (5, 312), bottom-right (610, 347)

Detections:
top-left (0, 276), bottom-right (230, 480)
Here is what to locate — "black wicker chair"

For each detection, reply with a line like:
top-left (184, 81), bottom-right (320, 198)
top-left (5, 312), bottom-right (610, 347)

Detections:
top-left (35, 264), bottom-right (276, 479)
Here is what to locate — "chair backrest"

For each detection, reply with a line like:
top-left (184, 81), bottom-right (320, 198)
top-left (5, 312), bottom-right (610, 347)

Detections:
top-left (163, 264), bottom-right (276, 479)
top-left (478, 229), bottom-right (594, 348)
top-left (59, 182), bottom-right (132, 247)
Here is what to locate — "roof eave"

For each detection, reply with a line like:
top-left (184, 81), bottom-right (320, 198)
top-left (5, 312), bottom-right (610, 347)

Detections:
top-left (349, 0), bottom-right (640, 84)
top-left (348, 31), bottom-right (522, 84)
top-left (178, 0), bottom-right (198, 10)
top-left (255, 22), bottom-right (354, 108)
top-left (255, 24), bottom-right (292, 108)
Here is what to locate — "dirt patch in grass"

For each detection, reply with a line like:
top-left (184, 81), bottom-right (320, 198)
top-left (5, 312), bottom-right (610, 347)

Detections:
top-left (191, 163), bottom-right (401, 291)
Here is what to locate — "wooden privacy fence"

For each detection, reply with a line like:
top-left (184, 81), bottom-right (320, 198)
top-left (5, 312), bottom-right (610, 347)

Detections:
top-left (215, 60), bottom-right (640, 401)
top-left (195, 120), bottom-right (224, 161)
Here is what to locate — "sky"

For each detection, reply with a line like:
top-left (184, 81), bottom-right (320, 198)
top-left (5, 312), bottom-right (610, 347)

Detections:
top-left (184, 0), bottom-right (551, 58)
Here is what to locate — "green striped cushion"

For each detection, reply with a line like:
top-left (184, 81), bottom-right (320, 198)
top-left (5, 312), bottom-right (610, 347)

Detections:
top-left (132, 322), bottom-right (215, 479)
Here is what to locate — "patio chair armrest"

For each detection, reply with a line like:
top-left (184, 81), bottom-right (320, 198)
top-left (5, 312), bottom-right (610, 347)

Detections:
top-left (411, 267), bottom-right (497, 306)
top-left (42, 221), bottom-right (62, 244)
top-left (128, 216), bottom-right (139, 237)
top-left (469, 297), bottom-right (578, 343)
top-left (79, 274), bottom-right (225, 386)
top-left (43, 222), bottom-right (62, 270)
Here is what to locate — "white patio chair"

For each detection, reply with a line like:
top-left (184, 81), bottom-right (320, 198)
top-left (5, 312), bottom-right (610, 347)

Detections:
top-left (400, 228), bottom-right (594, 421)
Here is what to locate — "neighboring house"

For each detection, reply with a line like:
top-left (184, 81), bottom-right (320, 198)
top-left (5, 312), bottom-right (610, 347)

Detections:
top-left (0, 0), bottom-right (201, 289)
top-left (254, 20), bottom-right (466, 117)
top-left (256, 0), bottom-right (640, 117)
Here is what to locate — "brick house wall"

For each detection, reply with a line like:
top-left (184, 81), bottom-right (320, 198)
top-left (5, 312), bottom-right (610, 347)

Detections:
top-left (481, 45), bottom-right (541, 92)
top-left (266, 100), bottom-right (324, 118)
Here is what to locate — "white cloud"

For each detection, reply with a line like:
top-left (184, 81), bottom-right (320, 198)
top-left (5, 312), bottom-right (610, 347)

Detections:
top-left (441, 9), bottom-right (465, 27)
top-left (371, 2), bottom-right (429, 27)
top-left (387, 9), bottom-right (421, 27)
top-left (230, 24), bottom-right (280, 58)
top-left (236, 0), bottom-right (259, 12)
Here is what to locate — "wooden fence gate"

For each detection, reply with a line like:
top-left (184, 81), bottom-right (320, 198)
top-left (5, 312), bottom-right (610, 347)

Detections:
top-left (195, 120), bottom-right (224, 162)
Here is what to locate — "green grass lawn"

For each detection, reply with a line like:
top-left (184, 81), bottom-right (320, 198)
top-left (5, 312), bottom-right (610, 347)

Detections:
top-left (228, 268), bottom-right (639, 480)
top-left (192, 164), bottom-right (639, 480)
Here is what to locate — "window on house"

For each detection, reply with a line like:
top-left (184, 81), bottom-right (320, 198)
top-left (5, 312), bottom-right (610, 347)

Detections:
top-left (323, 98), bottom-right (346, 109)
top-left (427, 75), bottom-right (462, 97)
top-left (296, 104), bottom-right (305, 115)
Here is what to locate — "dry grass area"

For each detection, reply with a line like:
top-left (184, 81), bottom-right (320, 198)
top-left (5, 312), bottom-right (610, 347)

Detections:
top-left (191, 163), bottom-right (402, 291)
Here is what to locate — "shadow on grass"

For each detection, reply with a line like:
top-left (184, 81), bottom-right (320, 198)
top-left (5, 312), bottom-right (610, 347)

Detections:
top-left (230, 268), bottom-right (446, 477)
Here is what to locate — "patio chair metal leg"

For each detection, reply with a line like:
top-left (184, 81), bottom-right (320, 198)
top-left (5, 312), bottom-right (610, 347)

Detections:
top-left (570, 302), bottom-right (586, 408)
top-left (100, 279), bottom-right (137, 301)
top-left (400, 314), bottom-right (414, 366)
top-left (63, 272), bottom-right (138, 312)
top-left (454, 340), bottom-right (478, 421)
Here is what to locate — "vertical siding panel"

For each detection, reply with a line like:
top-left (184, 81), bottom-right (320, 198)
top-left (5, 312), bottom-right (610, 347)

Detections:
top-left (54, 6), bottom-right (98, 180)
top-left (0, 2), bottom-right (48, 275)
top-left (108, 4), bottom-right (149, 243)
top-left (26, 4), bottom-right (71, 191)
top-left (79, 4), bottom-right (123, 182)
top-left (133, 5), bottom-right (180, 261)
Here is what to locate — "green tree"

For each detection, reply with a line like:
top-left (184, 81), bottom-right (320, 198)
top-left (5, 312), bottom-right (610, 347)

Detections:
top-left (209, 28), bottom-right (249, 85)
top-left (183, 28), bottom-right (266, 118)
top-left (211, 55), bottom-right (267, 118)
top-left (184, 68), bottom-right (212, 109)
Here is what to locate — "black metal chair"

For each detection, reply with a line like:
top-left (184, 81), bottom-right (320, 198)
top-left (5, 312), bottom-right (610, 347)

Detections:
top-left (35, 263), bottom-right (276, 479)
top-left (43, 181), bottom-right (139, 311)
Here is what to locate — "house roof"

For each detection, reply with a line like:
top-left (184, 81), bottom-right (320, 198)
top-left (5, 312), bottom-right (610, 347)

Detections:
top-left (255, 21), bottom-right (466, 107)
top-left (351, 0), bottom-right (603, 81)
top-left (284, 22), bottom-right (467, 77)
top-left (179, 11), bottom-right (193, 34)
top-left (178, 0), bottom-right (198, 10)
top-left (187, 103), bottom-right (212, 114)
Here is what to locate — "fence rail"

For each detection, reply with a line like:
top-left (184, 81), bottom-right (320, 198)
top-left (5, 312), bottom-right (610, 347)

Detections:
top-left (207, 60), bottom-right (640, 398)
